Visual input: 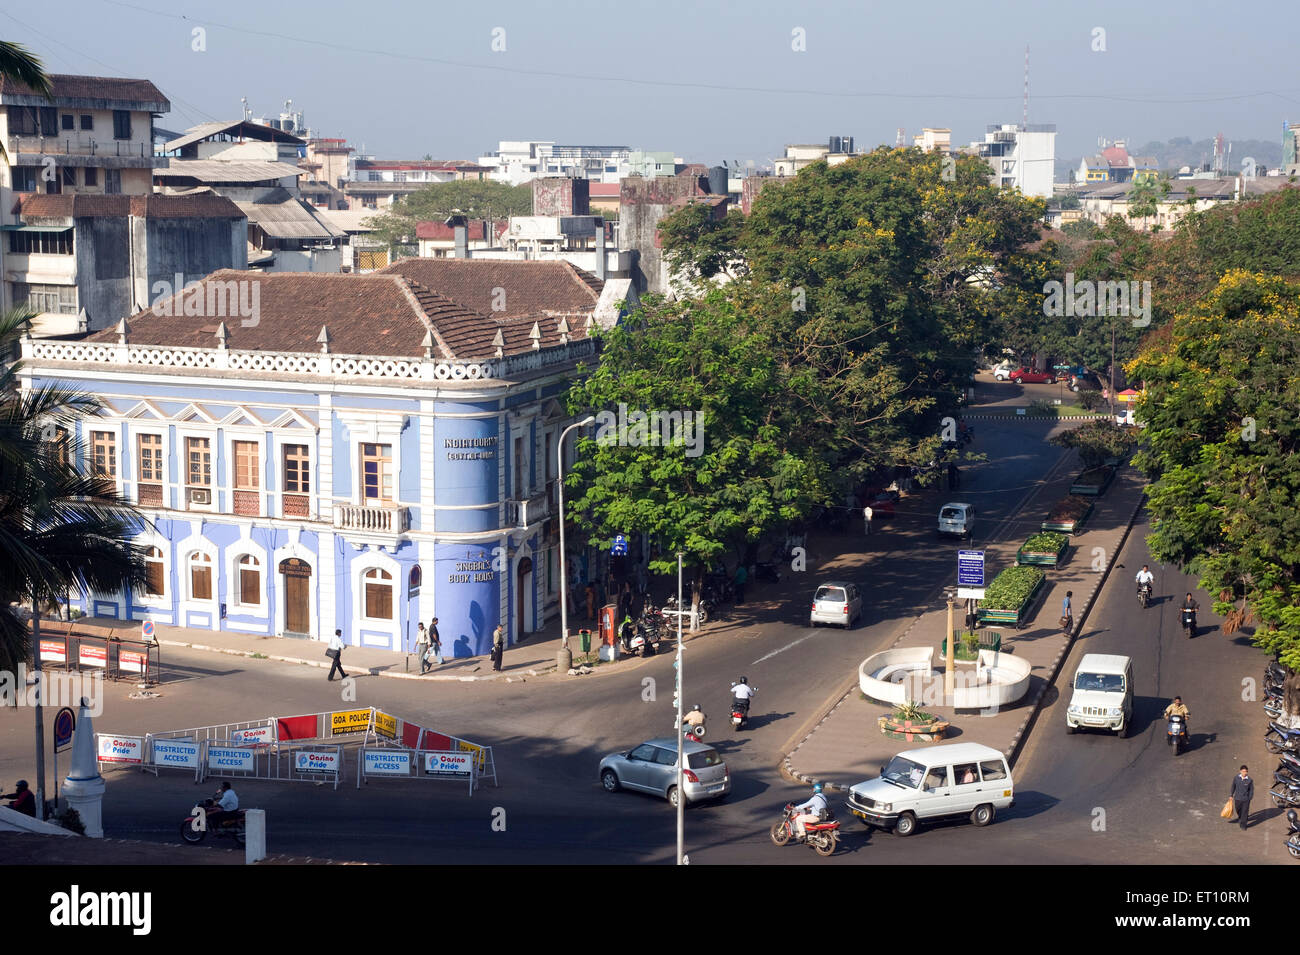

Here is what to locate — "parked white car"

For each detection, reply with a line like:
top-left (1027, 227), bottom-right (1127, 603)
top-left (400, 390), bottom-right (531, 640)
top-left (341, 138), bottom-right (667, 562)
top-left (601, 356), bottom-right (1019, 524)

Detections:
top-left (846, 742), bottom-right (1016, 836)
top-left (937, 502), bottom-right (975, 538)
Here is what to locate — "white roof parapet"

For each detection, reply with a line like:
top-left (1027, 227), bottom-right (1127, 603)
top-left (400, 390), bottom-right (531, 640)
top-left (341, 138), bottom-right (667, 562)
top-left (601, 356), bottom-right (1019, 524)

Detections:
top-left (21, 336), bottom-right (598, 384)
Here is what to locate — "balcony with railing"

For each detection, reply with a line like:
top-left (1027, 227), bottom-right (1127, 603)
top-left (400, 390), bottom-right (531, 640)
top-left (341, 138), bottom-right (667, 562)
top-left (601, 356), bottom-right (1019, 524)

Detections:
top-left (9, 136), bottom-right (165, 166)
top-left (333, 502), bottom-right (410, 534)
top-left (506, 481), bottom-right (554, 528)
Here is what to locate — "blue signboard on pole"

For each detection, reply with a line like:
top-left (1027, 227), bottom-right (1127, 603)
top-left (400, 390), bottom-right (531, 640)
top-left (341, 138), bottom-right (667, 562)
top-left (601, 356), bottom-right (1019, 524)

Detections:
top-left (611, 534), bottom-right (628, 556)
top-left (957, 550), bottom-right (984, 588)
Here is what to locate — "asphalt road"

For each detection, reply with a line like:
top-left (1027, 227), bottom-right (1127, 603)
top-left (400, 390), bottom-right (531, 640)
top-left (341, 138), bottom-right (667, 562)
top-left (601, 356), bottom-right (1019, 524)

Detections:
top-left (5, 377), bottom-right (1279, 864)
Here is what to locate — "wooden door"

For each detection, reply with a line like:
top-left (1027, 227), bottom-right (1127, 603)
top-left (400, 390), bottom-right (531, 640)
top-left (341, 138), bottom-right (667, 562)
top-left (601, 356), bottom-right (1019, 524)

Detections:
top-left (281, 558), bottom-right (311, 634)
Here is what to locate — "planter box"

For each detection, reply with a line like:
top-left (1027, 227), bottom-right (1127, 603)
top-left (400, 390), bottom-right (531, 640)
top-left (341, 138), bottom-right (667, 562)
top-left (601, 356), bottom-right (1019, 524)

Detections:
top-left (1069, 466), bottom-right (1116, 497)
top-left (978, 572), bottom-right (1046, 629)
top-left (1042, 497), bottom-right (1093, 534)
top-left (1016, 537), bottom-right (1069, 568)
top-left (878, 715), bottom-right (950, 743)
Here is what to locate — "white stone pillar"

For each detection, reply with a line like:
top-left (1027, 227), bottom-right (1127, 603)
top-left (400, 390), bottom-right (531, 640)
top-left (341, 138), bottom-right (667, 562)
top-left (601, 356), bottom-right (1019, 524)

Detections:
top-left (61, 701), bottom-right (105, 838)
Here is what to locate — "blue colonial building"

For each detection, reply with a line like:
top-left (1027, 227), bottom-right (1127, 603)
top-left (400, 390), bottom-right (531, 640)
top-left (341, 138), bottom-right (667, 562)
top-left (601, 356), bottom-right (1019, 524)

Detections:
top-left (21, 258), bottom-right (634, 656)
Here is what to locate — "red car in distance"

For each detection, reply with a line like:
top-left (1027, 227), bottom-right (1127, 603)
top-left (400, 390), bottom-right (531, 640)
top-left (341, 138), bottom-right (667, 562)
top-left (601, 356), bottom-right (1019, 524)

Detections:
top-left (1003, 367), bottom-right (1056, 385)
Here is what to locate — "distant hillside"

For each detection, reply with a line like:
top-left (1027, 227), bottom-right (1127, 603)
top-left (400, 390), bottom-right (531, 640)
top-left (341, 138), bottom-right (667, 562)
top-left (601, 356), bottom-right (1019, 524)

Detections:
top-left (1056, 135), bottom-right (1286, 181)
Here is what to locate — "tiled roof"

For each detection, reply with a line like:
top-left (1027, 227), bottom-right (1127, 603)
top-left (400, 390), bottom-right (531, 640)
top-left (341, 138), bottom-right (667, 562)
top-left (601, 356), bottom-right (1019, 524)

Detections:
top-left (18, 192), bottom-right (245, 219)
top-left (85, 269), bottom-right (594, 361)
top-left (416, 219), bottom-right (490, 241)
top-left (0, 73), bottom-right (168, 109)
top-left (378, 257), bottom-right (603, 321)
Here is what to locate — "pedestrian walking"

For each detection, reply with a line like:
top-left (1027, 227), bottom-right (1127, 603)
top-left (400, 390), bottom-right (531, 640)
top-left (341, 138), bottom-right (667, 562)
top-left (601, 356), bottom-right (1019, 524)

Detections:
top-left (1230, 765), bottom-right (1254, 830)
top-left (428, 618), bottom-right (443, 667)
top-left (948, 462), bottom-right (959, 490)
top-left (326, 629), bottom-right (347, 681)
top-left (491, 623), bottom-right (505, 671)
top-left (1061, 591), bottom-right (1073, 632)
top-left (414, 622), bottom-right (431, 674)
top-left (863, 505), bottom-right (874, 536)
top-left (733, 563), bottom-right (748, 605)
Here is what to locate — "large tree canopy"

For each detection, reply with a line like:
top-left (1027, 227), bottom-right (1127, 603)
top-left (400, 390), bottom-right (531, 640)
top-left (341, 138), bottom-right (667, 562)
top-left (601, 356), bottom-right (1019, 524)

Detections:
top-left (362, 180), bottom-right (532, 248)
top-left (1129, 271), bottom-right (1300, 668)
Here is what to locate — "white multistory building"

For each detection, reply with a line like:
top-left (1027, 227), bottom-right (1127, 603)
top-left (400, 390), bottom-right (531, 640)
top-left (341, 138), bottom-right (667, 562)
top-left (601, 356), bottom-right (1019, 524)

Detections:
top-left (969, 124), bottom-right (1057, 199)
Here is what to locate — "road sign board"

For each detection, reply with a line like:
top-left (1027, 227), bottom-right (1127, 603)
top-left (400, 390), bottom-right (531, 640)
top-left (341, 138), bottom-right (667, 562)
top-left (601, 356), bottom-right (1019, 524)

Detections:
top-left (141, 620), bottom-right (155, 642)
top-left (53, 707), bottom-right (75, 753)
top-left (956, 587), bottom-right (987, 601)
top-left (611, 534), bottom-right (627, 556)
top-left (958, 550), bottom-right (985, 587)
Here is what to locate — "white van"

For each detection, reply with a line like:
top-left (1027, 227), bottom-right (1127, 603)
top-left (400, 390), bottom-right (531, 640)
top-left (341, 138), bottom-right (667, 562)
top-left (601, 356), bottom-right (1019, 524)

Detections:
top-left (845, 742), bottom-right (1015, 837)
top-left (938, 502), bottom-right (975, 538)
top-left (1066, 653), bottom-right (1133, 736)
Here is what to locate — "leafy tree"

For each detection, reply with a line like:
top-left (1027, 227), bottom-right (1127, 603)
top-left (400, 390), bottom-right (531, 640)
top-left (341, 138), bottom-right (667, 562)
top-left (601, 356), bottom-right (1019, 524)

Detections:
top-left (1049, 419), bottom-right (1133, 469)
top-left (0, 307), bottom-right (149, 673)
top-left (565, 290), bottom-right (828, 621)
top-left (658, 203), bottom-right (747, 283)
top-left (1127, 177), bottom-right (1159, 230)
top-left (1128, 271), bottom-right (1300, 668)
top-left (363, 180), bottom-right (532, 247)
top-left (0, 40), bottom-right (50, 165)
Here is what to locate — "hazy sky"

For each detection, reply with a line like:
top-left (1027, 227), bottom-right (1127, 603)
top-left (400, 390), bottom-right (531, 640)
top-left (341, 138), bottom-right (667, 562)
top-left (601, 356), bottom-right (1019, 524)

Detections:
top-left (5, 0), bottom-right (1297, 166)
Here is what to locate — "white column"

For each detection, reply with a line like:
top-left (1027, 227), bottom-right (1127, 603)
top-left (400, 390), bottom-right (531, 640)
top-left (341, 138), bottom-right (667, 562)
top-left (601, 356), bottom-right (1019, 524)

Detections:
top-left (419, 398), bottom-right (436, 624)
top-left (61, 702), bottom-right (105, 838)
top-left (319, 530), bottom-right (336, 643)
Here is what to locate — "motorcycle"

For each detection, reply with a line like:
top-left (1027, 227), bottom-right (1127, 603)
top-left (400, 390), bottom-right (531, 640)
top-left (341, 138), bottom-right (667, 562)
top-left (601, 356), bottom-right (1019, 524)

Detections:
top-left (181, 797), bottom-right (246, 846)
top-left (769, 803), bottom-right (840, 857)
top-left (1267, 661), bottom-right (1288, 683)
top-left (1270, 772), bottom-right (1300, 809)
top-left (682, 719), bottom-right (706, 741)
top-left (1265, 699), bottom-right (1283, 720)
top-left (1278, 751), bottom-right (1300, 778)
top-left (1287, 809), bottom-right (1300, 860)
top-left (663, 594), bottom-right (712, 627)
top-left (1265, 722), bottom-right (1300, 755)
top-left (1180, 607), bottom-right (1197, 639)
top-left (1166, 713), bottom-right (1188, 756)
top-left (754, 560), bottom-right (783, 584)
top-left (1137, 582), bottom-right (1152, 609)
top-left (730, 684), bottom-right (756, 731)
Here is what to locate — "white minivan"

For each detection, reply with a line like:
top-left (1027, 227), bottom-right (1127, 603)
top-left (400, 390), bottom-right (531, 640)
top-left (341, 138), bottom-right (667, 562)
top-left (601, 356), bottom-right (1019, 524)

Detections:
top-left (938, 502), bottom-right (975, 538)
top-left (846, 742), bottom-right (1015, 837)
top-left (1065, 653), bottom-right (1133, 736)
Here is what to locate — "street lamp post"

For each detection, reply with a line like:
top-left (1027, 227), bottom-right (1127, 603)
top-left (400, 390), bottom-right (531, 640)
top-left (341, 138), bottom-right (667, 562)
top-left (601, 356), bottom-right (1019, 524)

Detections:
top-left (556, 415), bottom-right (595, 672)
top-left (943, 586), bottom-right (957, 704)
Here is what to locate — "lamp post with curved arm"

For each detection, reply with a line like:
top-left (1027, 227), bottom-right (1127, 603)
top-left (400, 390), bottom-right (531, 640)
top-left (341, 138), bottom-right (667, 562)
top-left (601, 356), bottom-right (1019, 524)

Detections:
top-left (557, 415), bottom-right (596, 671)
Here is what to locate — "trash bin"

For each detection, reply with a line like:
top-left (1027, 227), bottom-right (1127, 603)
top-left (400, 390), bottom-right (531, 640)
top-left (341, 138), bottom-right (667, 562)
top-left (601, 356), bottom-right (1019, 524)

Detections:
top-left (579, 629), bottom-right (592, 654)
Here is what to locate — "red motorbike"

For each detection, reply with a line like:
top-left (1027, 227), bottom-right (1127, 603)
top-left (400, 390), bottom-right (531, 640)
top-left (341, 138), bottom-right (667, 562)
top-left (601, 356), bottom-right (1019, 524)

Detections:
top-left (180, 797), bottom-right (246, 846)
top-left (769, 803), bottom-right (840, 857)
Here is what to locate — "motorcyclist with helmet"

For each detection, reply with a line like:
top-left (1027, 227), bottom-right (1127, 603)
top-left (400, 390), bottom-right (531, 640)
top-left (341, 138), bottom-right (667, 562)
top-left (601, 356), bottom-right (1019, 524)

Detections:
top-left (682, 703), bottom-right (707, 737)
top-left (2, 780), bottom-right (34, 817)
top-left (791, 782), bottom-right (828, 839)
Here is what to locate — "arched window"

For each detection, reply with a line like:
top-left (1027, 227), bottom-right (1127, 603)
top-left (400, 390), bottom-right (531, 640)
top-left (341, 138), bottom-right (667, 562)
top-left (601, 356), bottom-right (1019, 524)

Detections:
top-left (189, 552), bottom-right (213, 601)
top-left (237, 554), bottom-right (262, 607)
top-left (363, 567), bottom-right (393, 620)
top-left (144, 546), bottom-right (165, 597)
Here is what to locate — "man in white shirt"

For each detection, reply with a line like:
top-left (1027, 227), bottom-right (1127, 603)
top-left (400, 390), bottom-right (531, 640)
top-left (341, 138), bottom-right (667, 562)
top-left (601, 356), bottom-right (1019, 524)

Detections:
top-left (208, 781), bottom-right (239, 830)
top-left (1135, 565), bottom-right (1154, 596)
top-left (791, 783), bottom-right (828, 839)
top-left (327, 629), bottom-right (347, 681)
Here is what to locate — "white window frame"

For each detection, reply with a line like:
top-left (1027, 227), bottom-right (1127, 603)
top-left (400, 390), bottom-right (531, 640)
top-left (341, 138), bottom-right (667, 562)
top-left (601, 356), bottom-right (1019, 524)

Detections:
top-left (349, 549), bottom-right (401, 646)
top-left (136, 536), bottom-right (170, 608)
top-left (275, 436), bottom-right (315, 519)
top-left (131, 427), bottom-right (169, 507)
top-left (360, 565), bottom-right (396, 622)
top-left (184, 548), bottom-right (217, 605)
top-left (335, 412), bottom-right (404, 509)
top-left (176, 427), bottom-right (216, 513)
top-left (224, 427), bottom-right (267, 518)
top-left (228, 541), bottom-right (268, 612)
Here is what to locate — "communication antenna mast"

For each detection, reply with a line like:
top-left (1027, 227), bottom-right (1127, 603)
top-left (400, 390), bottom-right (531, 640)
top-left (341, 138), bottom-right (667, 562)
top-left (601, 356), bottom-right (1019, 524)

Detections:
top-left (1023, 45), bottom-right (1030, 127)
top-left (896, 127), bottom-right (905, 147)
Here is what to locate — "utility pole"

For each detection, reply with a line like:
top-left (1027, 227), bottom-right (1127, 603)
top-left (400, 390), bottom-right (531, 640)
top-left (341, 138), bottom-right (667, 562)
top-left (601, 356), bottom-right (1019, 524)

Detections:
top-left (675, 551), bottom-right (685, 865)
top-left (1110, 323), bottom-right (1117, 420)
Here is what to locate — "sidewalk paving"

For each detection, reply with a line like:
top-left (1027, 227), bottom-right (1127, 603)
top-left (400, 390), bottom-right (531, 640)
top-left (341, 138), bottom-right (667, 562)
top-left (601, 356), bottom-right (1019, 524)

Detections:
top-left (784, 460), bottom-right (1148, 792)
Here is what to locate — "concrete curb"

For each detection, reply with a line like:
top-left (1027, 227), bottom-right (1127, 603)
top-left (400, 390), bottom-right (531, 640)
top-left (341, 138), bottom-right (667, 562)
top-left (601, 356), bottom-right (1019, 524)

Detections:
top-left (964, 414), bottom-right (1110, 421)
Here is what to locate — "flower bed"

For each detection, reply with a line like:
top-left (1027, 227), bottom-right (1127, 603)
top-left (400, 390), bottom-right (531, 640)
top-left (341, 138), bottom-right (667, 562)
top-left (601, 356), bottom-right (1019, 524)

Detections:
top-left (1042, 495), bottom-right (1093, 534)
top-left (978, 565), bottom-right (1047, 629)
top-left (941, 630), bottom-right (1002, 660)
top-left (878, 714), bottom-right (950, 742)
top-left (1016, 530), bottom-right (1069, 567)
top-left (1069, 465), bottom-right (1116, 497)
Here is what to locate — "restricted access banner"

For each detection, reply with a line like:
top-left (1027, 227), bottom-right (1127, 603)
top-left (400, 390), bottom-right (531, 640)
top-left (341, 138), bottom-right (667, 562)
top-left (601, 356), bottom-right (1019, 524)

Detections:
top-left (151, 738), bottom-right (199, 769)
top-left (206, 745), bottom-right (256, 772)
top-left (363, 750), bottom-right (411, 776)
top-left (97, 735), bottom-right (144, 764)
top-left (330, 708), bottom-right (373, 736)
top-left (424, 751), bottom-right (473, 778)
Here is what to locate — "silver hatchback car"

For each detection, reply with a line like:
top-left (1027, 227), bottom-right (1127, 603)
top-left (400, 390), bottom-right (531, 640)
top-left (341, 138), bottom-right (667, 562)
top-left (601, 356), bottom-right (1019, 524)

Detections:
top-left (810, 581), bottom-right (862, 628)
top-left (599, 738), bottom-right (730, 808)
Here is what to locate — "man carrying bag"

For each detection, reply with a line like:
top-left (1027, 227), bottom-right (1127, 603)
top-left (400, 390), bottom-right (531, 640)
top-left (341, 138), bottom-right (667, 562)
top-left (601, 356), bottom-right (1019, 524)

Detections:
top-left (326, 629), bottom-right (347, 682)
